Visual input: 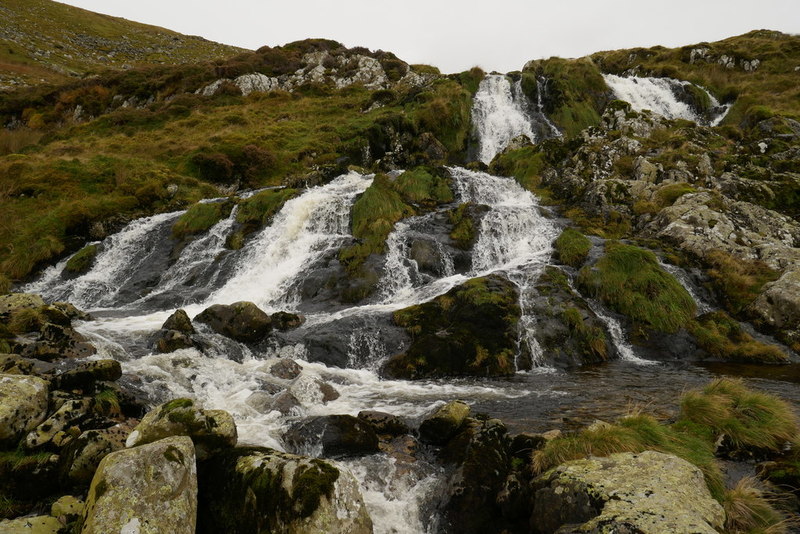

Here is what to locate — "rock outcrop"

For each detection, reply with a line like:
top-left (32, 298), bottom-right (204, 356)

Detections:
top-left (195, 301), bottom-right (272, 343)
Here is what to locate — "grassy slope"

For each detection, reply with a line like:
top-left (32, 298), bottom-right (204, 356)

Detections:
top-left (0, 0), bottom-right (244, 88)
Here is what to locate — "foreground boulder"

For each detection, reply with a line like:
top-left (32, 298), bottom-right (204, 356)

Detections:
top-left (383, 275), bottom-right (520, 378)
top-left (419, 400), bottom-right (470, 445)
top-left (195, 301), bottom-right (272, 342)
top-left (82, 436), bottom-right (197, 534)
top-left (198, 447), bottom-right (372, 534)
top-left (532, 451), bottom-right (725, 533)
top-left (0, 374), bottom-right (49, 444)
top-left (0, 515), bottom-right (61, 533)
top-left (126, 398), bottom-right (236, 460)
top-left (284, 415), bottom-right (379, 458)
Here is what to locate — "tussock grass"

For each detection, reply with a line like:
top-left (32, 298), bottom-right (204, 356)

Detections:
top-left (236, 188), bottom-right (299, 226)
top-left (689, 312), bottom-right (789, 364)
top-left (172, 201), bottom-right (234, 239)
top-left (577, 242), bottom-right (696, 333)
top-left (392, 167), bottom-right (453, 206)
top-left (705, 250), bottom-right (780, 314)
top-left (554, 228), bottom-right (592, 268)
top-left (723, 477), bottom-right (794, 534)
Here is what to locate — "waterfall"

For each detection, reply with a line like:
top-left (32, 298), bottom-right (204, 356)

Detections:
top-left (603, 74), bottom-right (730, 126)
top-left (471, 74), bottom-right (537, 164)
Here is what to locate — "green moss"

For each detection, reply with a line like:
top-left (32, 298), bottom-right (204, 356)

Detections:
top-left (688, 311), bottom-right (789, 363)
top-left (64, 243), bottom-right (98, 275)
top-left (577, 242), bottom-right (696, 333)
top-left (235, 188), bottom-right (298, 226)
top-left (554, 228), bottom-right (592, 268)
top-left (563, 207), bottom-right (631, 240)
top-left (8, 307), bottom-right (45, 335)
top-left (412, 78), bottom-right (473, 156)
top-left (172, 201), bottom-right (234, 239)
top-left (94, 388), bottom-right (121, 416)
top-left (447, 203), bottom-right (480, 250)
top-left (392, 167), bottom-right (454, 206)
top-left (158, 398), bottom-right (195, 417)
top-left (656, 183), bottom-right (696, 205)
top-left (291, 460), bottom-right (340, 518)
top-left (489, 146), bottom-right (546, 190)
top-left (562, 307), bottom-right (609, 361)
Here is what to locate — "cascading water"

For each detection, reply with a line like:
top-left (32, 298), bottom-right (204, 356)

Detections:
top-left (603, 74), bottom-right (730, 126)
top-left (471, 74), bottom-right (537, 164)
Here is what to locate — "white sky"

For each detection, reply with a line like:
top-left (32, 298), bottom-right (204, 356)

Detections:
top-left (58, 0), bottom-right (800, 73)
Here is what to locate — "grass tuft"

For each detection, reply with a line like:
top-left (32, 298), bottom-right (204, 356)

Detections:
top-left (554, 228), bottom-right (592, 268)
top-left (723, 477), bottom-right (793, 534)
top-left (172, 201), bottom-right (234, 239)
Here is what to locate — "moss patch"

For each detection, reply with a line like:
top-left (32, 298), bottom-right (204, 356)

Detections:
top-left (172, 201), bottom-right (234, 239)
top-left (688, 311), bottom-right (789, 363)
top-left (554, 228), bottom-right (592, 268)
top-left (392, 167), bottom-right (454, 207)
top-left (235, 188), bottom-right (299, 227)
top-left (64, 243), bottom-right (98, 274)
top-left (577, 242), bottom-right (696, 333)
top-left (704, 250), bottom-right (780, 315)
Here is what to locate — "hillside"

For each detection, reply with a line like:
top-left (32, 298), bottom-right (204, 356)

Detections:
top-left (0, 0), bottom-right (244, 89)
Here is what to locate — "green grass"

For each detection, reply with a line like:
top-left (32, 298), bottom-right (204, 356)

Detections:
top-left (723, 477), bottom-right (793, 534)
top-left (688, 312), bottom-right (789, 364)
top-left (64, 243), bottom-right (98, 274)
top-left (554, 228), bottom-right (592, 268)
top-left (172, 200), bottom-right (234, 239)
top-left (577, 242), bottom-right (696, 333)
top-left (562, 307), bottom-right (609, 360)
top-left (392, 167), bottom-right (453, 206)
top-left (489, 146), bottom-right (547, 190)
top-left (236, 188), bottom-right (299, 226)
top-left (447, 203), bottom-right (480, 250)
top-left (94, 388), bottom-right (122, 417)
top-left (704, 250), bottom-right (780, 315)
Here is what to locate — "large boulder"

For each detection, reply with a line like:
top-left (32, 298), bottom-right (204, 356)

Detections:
top-left (195, 301), bottom-right (272, 342)
top-left (0, 374), bottom-right (49, 444)
top-left (162, 309), bottom-right (195, 334)
top-left (82, 436), bottom-right (197, 534)
top-left (126, 398), bottom-right (236, 460)
top-left (532, 451), bottom-right (725, 533)
top-left (197, 447), bottom-right (373, 534)
top-left (749, 269), bottom-right (800, 347)
top-left (383, 275), bottom-right (520, 379)
top-left (284, 415), bottom-right (379, 458)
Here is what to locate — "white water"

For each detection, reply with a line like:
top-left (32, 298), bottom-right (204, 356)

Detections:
top-left (472, 74), bottom-right (537, 164)
top-left (603, 74), bottom-right (730, 126)
top-left (660, 261), bottom-right (713, 314)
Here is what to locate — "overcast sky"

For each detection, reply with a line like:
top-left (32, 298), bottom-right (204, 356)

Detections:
top-left (59, 0), bottom-right (799, 73)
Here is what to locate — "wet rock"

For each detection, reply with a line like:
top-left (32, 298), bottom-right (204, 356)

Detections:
top-left (0, 293), bottom-right (46, 319)
top-left (532, 451), bottom-right (725, 533)
top-left (50, 302), bottom-right (92, 322)
top-left (271, 311), bottom-right (305, 331)
top-left (270, 390), bottom-right (301, 415)
top-left (358, 410), bottom-right (409, 436)
top-left (379, 434), bottom-right (419, 464)
top-left (82, 436), bottom-right (197, 534)
top-left (510, 432), bottom-right (548, 460)
top-left (25, 397), bottom-right (92, 449)
top-left (419, 400), bottom-right (470, 445)
top-left (0, 515), bottom-right (61, 533)
top-left (244, 391), bottom-right (273, 413)
top-left (60, 423), bottom-right (132, 485)
top-left (162, 309), bottom-right (194, 334)
top-left (269, 358), bottom-right (302, 380)
top-left (195, 301), bottom-right (272, 342)
top-left (51, 495), bottom-right (85, 524)
top-left (154, 329), bottom-right (196, 353)
top-left (0, 374), bottom-right (49, 444)
top-left (20, 338), bottom-right (97, 361)
top-left (285, 415), bottom-right (379, 457)
top-left (440, 418), bottom-right (513, 534)
top-left (51, 359), bottom-right (122, 391)
top-left (198, 446), bottom-right (372, 534)
top-left (288, 374), bottom-right (340, 404)
top-left (126, 398), bottom-right (236, 460)
top-left (383, 275), bottom-right (520, 379)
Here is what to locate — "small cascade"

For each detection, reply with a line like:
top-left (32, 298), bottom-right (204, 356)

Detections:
top-left (603, 74), bottom-right (730, 125)
top-left (207, 171), bottom-right (373, 310)
top-left (377, 220), bottom-right (418, 302)
top-left (659, 261), bottom-right (714, 314)
top-left (534, 76), bottom-right (562, 138)
top-left (586, 300), bottom-right (653, 365)
top-left (471, 74), bottom-right (537, 164)
top-left (23, 211), bottom-right (182, 309)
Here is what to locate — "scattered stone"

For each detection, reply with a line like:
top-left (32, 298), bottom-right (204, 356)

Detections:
top-left (0, 374), bottom-right (49, 444)
top-left (285, 415), bottom-right (379, 457)
top-left (126, 398), bottom-right (237, 460)
top-left (154, 329), bottom-right (195, 353)
top-left (288, 374), bottom-right (340, 404)
top-left (419, 400), bottom-right (470, 445)
top-left (270, 311), bottom-right (305, 331)
top-left (198, 447), bottom-right (372, 534)
top-left (532, 451), bottom-right (725, 533)
top-left (195, 301), bottom-right (272, 342)
top-left (269, 358), bottom-right (302, 380)
top-left (82, 436), bottom-right (197, 534)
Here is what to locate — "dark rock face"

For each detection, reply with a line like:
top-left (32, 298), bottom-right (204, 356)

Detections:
top-left (154, 329), bottom-right (196, 353)
top-left (284, 415), bottom-right (380, 458)
top-left (195, 301), bottom-right (272, 343)
top-left (270, 311), bottom-right (305, 331)
top-left (358, 410), bottom-right (409, 436)
top-left (383, 274), bottom-right (520, 379)
top-left (269, 358), bottom-right (302, 380)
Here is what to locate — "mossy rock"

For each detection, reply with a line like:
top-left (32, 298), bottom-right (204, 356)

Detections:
top-left (392, 166), bottom-right (454, 207)
top-left (688, 311), bottom-right (789, 363)
top-left (577, 242), bottom-right (696, 334)
top-left (64, 244), bottom-right (99, 275)
top-left (172, 200), bottom-right (234, 240)
top-left (447, 203), bottom-right (489, 251)
top-left (194, 301), bottom-right (272, 343)
top-left (554, 228), bottom-right (592, 268)
top-left (383, 274), bottom-right (520, 379)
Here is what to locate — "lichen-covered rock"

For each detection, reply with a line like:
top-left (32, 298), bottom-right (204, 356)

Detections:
top-left (195, 301), bottom-right (272, 342)
top-left (25, 397), bottom-right (92, 449)
top-left (51, 495), bottom-right (84, 523)
top-left (162, 309), bottom-right (194, 334)
top-left (197, 447), bottom-right (373, 534)
top-left (532, 451), bottom-right (725, 533)
top-left (749, 270), bottom-right (800, 346)
top-left (126, 398), bottom-right (236, 460)
top-left (51, 359), bottom-right (122, 391)
top-left (82, 436), bottom-right (197, 534)
top-left (60, 423), bottom-right (132, 484)
top-left (0, 293), bottom-right (46, 318)
top-left (419, 400), bottom-right (470, 445)
top-left (0, 374), bottom-right (49, 444)
top-left (0, 353), bottom-right (37, 375)
top-left (383, 275), bottom-right (520, 379)
top-left (0, 515), bottom-right (61, 533)
top-left (440, 418), bottom-right (514, 534)
top-left (285, 415), bottom-right (379, 458)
